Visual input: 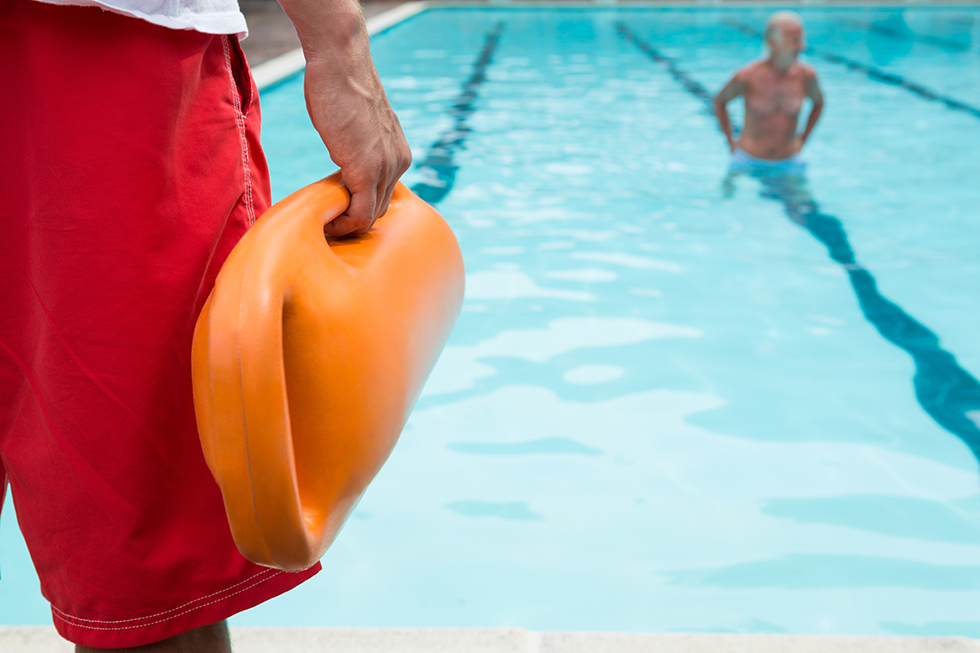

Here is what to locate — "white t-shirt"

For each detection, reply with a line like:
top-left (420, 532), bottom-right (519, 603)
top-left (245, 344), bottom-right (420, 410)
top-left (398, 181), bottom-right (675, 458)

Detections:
top-left (34, 0), bottom-right (248, 37)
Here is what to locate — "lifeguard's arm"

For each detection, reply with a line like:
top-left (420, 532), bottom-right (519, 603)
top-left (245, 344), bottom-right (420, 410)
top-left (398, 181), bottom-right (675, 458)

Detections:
top-left (799, 70), bottom-right (824, 147)
top-left (713, 75), bottom-right (745, 153)
top-left (275, 0), bottom-right (412, 237)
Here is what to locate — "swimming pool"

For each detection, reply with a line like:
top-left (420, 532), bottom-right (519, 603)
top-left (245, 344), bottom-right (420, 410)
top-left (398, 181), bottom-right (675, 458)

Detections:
top-left (3, 3), bottom-right (980, 638)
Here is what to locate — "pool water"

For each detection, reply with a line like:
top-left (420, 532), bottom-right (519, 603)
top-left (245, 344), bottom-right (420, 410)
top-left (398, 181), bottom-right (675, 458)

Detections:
top-left (4, 4), bottom-right (980, 638)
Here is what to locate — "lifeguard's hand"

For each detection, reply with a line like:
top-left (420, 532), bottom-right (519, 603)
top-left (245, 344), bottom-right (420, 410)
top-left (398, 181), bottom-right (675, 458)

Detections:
top-left (277, 0), bottom-right (412, 237)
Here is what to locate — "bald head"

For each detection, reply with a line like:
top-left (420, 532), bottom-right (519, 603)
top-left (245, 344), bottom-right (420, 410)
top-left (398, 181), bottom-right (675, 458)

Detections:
top-left (765, 11), bottom-right (803, 41)
top-left (764, 11), bottom-right (805, 59)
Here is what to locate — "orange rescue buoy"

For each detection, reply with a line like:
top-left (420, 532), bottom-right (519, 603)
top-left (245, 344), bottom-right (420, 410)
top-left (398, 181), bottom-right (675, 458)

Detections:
top-left (191, 174), bottom-right (464, 572)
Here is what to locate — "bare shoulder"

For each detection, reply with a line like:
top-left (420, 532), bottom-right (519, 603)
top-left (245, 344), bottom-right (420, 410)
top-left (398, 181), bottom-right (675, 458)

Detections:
top-left (794, 62), bottom-right (819, 80)
top-left (735, 60), bottom-right (766, 81)
top-left (716, 62), bottom-right (756, 99)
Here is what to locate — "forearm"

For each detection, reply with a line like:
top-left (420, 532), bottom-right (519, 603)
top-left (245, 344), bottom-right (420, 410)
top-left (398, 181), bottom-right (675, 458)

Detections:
top-left (275, 0), bottom-right (412, 235)
top-left (800, 102), bottom-right (823, 144)
top-left (276, 0), bottom-right (379, 107)
top-left (713, 101), bottom-right (735, 149)
top-left (276, 0), bottom-right (365, 59)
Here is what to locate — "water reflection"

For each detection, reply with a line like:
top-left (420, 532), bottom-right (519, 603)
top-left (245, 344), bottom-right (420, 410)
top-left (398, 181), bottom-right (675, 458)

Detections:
top-left (727, 166), bottom-right (980, 466)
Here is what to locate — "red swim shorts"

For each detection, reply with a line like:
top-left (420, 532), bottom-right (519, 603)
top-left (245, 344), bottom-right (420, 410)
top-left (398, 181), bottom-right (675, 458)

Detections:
top-left (0, 0), bottom-right (319, 647)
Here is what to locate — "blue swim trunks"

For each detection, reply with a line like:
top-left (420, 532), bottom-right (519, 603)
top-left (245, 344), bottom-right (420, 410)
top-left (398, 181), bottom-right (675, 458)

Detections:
top-left (730, 147), bottom-right (806, 175)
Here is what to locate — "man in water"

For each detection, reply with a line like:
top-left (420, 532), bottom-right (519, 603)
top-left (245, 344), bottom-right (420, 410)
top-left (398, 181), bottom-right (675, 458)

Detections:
top-left (713, 11), bottom-right (824, 171)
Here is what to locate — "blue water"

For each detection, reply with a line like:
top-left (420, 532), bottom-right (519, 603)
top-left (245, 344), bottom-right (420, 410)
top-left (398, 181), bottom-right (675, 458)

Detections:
top-left (4, 5), bottom-right (980, 638)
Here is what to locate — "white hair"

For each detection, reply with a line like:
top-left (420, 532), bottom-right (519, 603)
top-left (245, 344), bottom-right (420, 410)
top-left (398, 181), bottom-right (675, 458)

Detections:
top-left (764, 11), bottom-right (804, 44)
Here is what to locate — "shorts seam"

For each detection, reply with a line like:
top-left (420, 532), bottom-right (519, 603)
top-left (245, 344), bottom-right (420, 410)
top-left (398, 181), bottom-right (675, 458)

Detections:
top-left (50, 568), bottom-right (280, 630)
top-left (223, 36), bottom-right (257, 227)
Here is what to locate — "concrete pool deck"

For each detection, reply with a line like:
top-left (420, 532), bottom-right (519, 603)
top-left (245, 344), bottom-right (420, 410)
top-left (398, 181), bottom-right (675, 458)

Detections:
top-left (3, 627), bottom-right (980, 652)
top-left (240, 0), bottom-right (411, 67)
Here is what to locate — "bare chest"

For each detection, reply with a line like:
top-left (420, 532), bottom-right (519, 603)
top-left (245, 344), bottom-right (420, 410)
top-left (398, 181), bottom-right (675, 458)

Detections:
top-left (744, 72), bottom-right (806, 118)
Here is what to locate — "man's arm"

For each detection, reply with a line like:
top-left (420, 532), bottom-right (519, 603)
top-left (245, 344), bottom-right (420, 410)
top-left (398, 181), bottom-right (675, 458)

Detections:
top-left (799, 68), bottom-right (824, 147)
top-left (713, 74), bottom-right (745, 153)
top-left (276, 0), bottom-right (412, 237)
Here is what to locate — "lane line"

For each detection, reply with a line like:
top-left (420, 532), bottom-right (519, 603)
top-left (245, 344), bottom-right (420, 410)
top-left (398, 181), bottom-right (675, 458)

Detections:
top-left (759, 178), bottom-right (980, 464)
top-left (840, 17), bottom-right (971, 53)
top-left (615, 23), bottom-right (713, 106)
top-left (616, 21), bottom-right (980, 464)
top-left (725, 19), bottom-right (980, 121)
top-left (411, 22), bottom-right (505, 204)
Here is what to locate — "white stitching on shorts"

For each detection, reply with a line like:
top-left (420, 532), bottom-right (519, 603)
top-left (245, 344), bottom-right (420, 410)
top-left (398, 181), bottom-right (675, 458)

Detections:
top-left (50, 569), bottom-right (280, 629)
top-left (45, 38), bottom-right (281, 638)
top-left (223, 36), bottom-right (257, 227)
top-left (52, 570), bottom-right (282, 632)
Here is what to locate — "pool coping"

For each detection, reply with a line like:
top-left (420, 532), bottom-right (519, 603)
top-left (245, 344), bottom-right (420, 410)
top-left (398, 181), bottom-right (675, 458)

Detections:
top-left (3, 626), bottom-right (980, 652)
top-left (251, 0), bottom-right (980, 90)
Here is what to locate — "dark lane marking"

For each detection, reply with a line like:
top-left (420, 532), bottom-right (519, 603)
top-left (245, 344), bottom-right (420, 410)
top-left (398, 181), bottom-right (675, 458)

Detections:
top-left (615, 23), bottom-right (714, 107)
top-left (411, 22), bottom-right (504, 205)
top-left (725, 20), bottom-right (980, 121)
top-left (617, 23), bottom-right (980, 465)
top-left (761, 178), bottom-right (980, 463)
top-left (841, 17), bottom-right (970, 53)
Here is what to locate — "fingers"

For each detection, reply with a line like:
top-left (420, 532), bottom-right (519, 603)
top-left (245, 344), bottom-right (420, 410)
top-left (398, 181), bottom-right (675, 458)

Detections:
top-left (323, 182), bottom-right (377, 238)
top-left (376, 176), bottom-right (396, 220)
top-left (359, 135), bottom-right (410, 225)
top-left (323, 181), bottom-right (395, 239)
top-left (323, 144), bottom-right (411, 238)
top-left (302, 46), bottom-right (412, 238)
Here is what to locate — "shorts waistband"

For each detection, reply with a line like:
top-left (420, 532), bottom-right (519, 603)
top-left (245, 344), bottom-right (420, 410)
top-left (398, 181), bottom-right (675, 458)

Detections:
top-left (731, 147), bottom-right (806, 173)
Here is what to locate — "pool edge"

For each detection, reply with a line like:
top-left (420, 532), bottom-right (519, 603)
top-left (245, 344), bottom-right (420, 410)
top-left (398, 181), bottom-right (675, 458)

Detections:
top-left (4, 626), bottom-right (980, 652)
